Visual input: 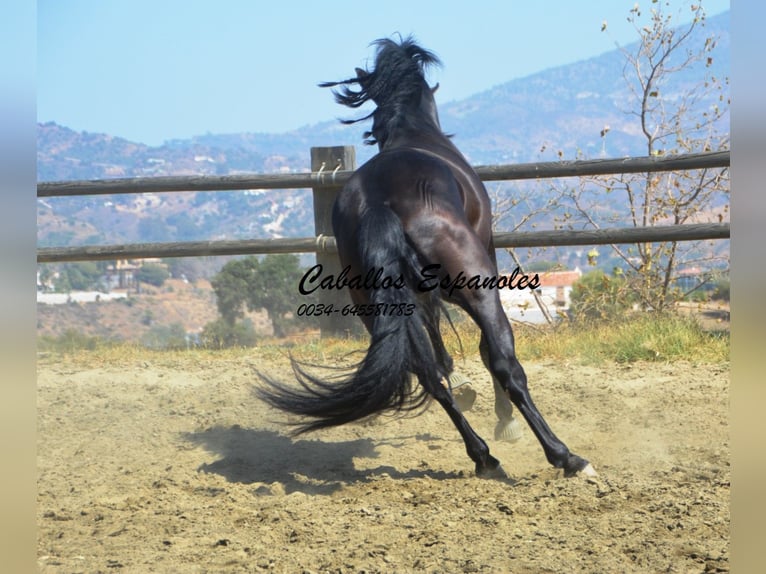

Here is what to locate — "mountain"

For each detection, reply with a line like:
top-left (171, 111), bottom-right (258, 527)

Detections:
top-left (37, 11), bottom-right (729, 254)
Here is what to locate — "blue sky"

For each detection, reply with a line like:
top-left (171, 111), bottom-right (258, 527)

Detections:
top-left (38, 0), bottom-right (730, 146)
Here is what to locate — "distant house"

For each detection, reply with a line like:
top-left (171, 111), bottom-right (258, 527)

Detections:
top-left (102, 258), bottom-right (169, 291)
top-left (498, 267), bottom-right (582, 323)
top-left (536, 269), bottom-right (584, 307)
top-left (104, 260), bottom-right (140, 290)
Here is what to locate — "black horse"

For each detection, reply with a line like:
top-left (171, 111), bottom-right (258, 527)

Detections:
top-left (259, 37), bottom-right (595, 479)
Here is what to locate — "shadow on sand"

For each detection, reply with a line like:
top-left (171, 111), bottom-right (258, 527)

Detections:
top-left (183, 426), bottom-right (467, 496)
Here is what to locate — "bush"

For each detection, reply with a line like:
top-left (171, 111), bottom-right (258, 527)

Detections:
top-left (141, 323), bottom-right (188, 350)
top-left (135, 263), bottom-right (170, 287)
top-left (569, 269), bottom-right (635, 322)
top-left (686, 289), bottom-right (710, 303)
top-left (38, 329), bottom-right (103, 352)
top-left (711, 277), bottom-right (730, 301)
top-left (200, 318), bottom-right (257, 349)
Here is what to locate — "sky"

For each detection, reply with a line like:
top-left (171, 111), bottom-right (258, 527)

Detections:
top-left (38, 0), bottom-right (730, 147)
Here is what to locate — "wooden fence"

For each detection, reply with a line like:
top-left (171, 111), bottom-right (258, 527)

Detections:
top-left (37, 147), bottom-right (730, 336)
top-left (37, 149), bottom-right (730, 263)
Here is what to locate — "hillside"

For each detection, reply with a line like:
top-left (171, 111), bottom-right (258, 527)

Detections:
top-left (37, 278), bottom-right (273, 344)
top-left (36, 12), bottom-right (729, 277)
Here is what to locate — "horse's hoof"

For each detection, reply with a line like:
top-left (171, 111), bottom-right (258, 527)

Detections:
top-left (454, 386), bottom-right (477, 412)
top-left (579, 463), bottom-right (598, 478)
top-left (447, 372), bottom-right (470, 389)
top-left (476, 463), bottom-right (508, 480)
top-left (445, 373), bottom-right (476, 411)
top-left (494, 416), bottom-right (523, 443)
top-left (563, 457), bottom-right (597, 478)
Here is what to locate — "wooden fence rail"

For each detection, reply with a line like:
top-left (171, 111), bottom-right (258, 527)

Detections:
top-left (37, 150), bottom-right (729, 197)
top-left (37, 223), bottom-right (730, 263)
top-left (36, 149), bottom-right (730, 263)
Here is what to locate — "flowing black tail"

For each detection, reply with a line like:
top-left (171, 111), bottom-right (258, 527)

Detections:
top-left (257, 206), bottom-right (449, 434)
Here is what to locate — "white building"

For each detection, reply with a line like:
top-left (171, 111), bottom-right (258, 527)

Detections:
top-left (499, 268), bottom-right (582, 324)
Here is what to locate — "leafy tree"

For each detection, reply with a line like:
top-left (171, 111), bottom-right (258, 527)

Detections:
top-left (37, 265), bottom-right (56, 290)
top-left (55, 261), bottom-right (104, 291)
top-left (248, 254), bottom-right (305, 337)
top-left (210, 257), bottom-right (258, 325)
top-left (499, 2), bottom-right (729, 318)
top-left (210, 254), bottom-right (305, 337)
top-left (135, 263), bottom-right (170, 287)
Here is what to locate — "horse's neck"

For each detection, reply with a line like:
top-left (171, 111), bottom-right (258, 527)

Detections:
top-left (382, 128), bottom-right (465, 161)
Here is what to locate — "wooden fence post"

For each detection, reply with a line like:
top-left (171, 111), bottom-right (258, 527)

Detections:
top-left (310, 146), bottom-right (362, 338)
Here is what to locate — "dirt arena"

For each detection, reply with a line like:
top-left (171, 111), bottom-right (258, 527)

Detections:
top-left (37, 351), bottom-right (729, 573)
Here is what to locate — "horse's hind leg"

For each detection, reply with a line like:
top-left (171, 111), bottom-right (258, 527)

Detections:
top-left (421, 375), bottom-right (506, 478)
top-left (480, 335), bottom-right (524, 443)
top-left (423, 231), bottom-right (594, 477)
top-left (420, 300), bottom-right (478, 411)
top-left (477, 311), bottom-right (595, 477)
top-left (415, 306), bottom-right (498, 474)
top-left (478, 246), bottom-right (523, 442)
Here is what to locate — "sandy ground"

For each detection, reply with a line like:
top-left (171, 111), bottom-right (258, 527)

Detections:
top-left (37, 351), bottom-right (729, 573)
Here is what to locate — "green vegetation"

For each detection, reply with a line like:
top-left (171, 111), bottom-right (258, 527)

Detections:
top-left (711, 275), bottom-right (730, 301)
top-left (447, 310), bottom-right (727, 365)
top-left (38, 329), bottom-right (110, 353)
top-left (137, 216), bottom-right (173, 242)
top-left (514, 314), bottom-right (728, 365)
top-left (200, 318), bottom-right (257, 349)
top-left (140, 323), bottom-right (188, 350)
top-left (135, 262), bottom-right (170, 287)
top-left (39, 311), bottom-right (728, 366)
top-left (208, 253), bottom-right (309, 342)
top-left (53, 261), bottom-right (106, 292)
top-left (39, 260), bottom-right (175, 292)
top-left (569, 269), bottom-right (635, 322)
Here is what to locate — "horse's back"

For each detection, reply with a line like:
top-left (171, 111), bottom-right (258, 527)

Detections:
top-left (337, 146), bottom-right (490, 232)
top-left (332, 145), bottom-right (496, 289)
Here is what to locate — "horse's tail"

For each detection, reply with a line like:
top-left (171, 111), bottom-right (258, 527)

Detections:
top-left (257, 205), bottom-right (448, 434)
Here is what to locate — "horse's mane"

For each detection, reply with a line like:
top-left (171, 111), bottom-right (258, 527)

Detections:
top-left (320, 36), bottom-right (442, 146)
